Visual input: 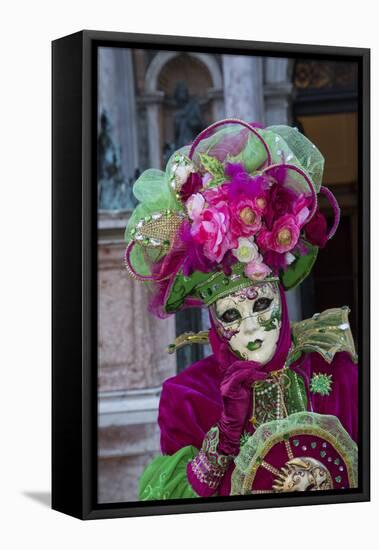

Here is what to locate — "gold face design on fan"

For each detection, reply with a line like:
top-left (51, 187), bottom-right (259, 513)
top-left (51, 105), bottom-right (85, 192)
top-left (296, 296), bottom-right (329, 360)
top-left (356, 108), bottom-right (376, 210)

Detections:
top-left (272, 457), bottom-right (333, 492)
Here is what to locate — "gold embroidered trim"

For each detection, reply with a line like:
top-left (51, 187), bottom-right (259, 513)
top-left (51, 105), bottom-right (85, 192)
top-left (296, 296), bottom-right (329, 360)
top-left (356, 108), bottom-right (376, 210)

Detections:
top-left (166, 331), bottom-right (210, 354)
top-left (285, 440), bottom-right (294, 460)
top-left (261, 461), bottom-right (281, 477)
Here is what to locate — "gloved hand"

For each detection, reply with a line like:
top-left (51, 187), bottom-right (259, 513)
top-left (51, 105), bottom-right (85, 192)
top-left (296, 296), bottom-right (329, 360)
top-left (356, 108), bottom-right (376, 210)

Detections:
top-left (187, 357), bottom-right (267, 496)
top-left (217, 360), bottom-right (266, 455)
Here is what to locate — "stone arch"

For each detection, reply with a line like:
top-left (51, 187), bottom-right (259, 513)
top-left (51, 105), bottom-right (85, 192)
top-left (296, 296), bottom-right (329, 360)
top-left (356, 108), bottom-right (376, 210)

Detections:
top-left (143, 51), bottom-right (224, 168)
top-left (145, 51), bottom-right (222, 93)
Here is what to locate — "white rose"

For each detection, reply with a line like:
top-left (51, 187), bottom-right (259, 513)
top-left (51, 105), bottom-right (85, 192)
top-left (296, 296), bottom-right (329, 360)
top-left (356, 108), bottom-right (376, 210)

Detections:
top-left (172, 160), bottom-right (194, 188)
top-left (232, 237), bottom-right (260, 263)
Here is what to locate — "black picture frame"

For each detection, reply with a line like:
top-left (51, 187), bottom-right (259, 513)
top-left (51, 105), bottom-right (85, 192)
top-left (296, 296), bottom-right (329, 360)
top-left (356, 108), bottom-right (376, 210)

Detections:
top-left (52, 30), bottom-right (370, 520)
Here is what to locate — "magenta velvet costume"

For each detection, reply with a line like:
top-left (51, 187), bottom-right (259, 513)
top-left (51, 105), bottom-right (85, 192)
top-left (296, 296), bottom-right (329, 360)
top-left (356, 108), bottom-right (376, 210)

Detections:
top-left (158, 287), bottom-right (357, 497)
top-left (124, 119), bottom-right (358, 499)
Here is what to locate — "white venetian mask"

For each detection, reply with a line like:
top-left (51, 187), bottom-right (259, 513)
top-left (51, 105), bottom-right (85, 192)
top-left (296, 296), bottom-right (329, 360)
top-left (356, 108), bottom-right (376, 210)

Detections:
top-left (211, 282), bottom-right (282, 364)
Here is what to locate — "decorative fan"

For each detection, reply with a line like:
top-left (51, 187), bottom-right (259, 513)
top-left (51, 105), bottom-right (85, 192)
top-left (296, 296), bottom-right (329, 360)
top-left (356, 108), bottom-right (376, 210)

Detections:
top-left (231, 412), bottom-right (358, 494)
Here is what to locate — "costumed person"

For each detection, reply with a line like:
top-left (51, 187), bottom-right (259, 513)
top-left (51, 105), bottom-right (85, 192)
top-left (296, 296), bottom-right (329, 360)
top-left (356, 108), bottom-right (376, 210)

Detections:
top-left (123, 119), bottom-right (358, 498)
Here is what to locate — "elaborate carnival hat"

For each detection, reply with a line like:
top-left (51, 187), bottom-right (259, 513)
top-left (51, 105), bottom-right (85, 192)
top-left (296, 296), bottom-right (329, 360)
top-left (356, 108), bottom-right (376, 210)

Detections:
top-left (124, 119), bottom-right (340, 316)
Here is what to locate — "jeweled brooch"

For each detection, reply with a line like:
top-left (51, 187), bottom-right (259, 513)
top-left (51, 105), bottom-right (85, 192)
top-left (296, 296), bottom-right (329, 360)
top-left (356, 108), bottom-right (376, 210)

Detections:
top-left (310, 373), bottom-right (333, 396)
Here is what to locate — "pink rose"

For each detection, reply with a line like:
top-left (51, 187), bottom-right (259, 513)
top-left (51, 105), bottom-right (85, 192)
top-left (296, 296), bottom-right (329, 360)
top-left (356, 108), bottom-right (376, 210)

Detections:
top-left (245, 260), bottom-right (272, 281)
top-left (253, 193), bottom-right (268, 215)
top-left (230, 198), bottom-right (262, 237)
top-left (257, 214), bottom-right (300, 254)
top-left (203, 184), bottom-right (229, 207)
top-left (269, 214), bottom-right (300, 253)
top-left (186, 193), bottom-right (205, 221)
top-left (191, 204), bottom-right (236, 263)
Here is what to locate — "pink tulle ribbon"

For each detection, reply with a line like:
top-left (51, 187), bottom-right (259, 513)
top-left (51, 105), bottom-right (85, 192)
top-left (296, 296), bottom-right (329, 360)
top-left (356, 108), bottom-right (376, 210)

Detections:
top-left (188, 118), bottom-right (272, 167)
top-left (319, 185), bottom-right (341, 240)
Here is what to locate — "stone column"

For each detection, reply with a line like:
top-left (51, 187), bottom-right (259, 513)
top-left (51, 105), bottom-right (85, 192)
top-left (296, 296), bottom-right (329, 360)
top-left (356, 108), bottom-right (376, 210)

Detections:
top-left (207, 88), bottom-right (225, 121)
top-left (98, 47), bottom-right (139, 181)
top-left (264, 58), bottom-right (293, 126)
top-left (222, 55), bottom-right (265, 124)
top-left (142, 92), bottom-right (165, 169)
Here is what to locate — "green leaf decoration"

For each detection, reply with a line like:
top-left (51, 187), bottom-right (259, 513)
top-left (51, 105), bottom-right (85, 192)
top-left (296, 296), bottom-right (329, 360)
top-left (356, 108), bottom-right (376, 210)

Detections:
top-left (281, 242), bottom-right (318, 291)
top-left (199, 153), bottom-right (226, 187)
top-left (290, 306), bottom-right (357, 365)
top-left (258, 307), bottom-right (281, 332)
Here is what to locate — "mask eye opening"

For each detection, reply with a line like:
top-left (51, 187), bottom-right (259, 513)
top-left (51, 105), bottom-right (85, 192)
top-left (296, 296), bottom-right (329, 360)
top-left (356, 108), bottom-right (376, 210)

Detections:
top-left (253, 297), bottom-right (273, 313)
top-left (219, 307), bottom-right (242, 324)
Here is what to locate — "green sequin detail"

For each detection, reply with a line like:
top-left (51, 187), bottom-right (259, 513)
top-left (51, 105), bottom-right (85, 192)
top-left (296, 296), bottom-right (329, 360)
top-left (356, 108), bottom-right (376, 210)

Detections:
top-left (310, 373), bottom-right (333, 396)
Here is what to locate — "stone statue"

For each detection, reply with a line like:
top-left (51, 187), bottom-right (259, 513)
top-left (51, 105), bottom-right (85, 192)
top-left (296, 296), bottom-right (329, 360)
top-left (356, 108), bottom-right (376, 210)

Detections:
top-left (163, 82), bottom-right (204, 167)
top-left (98, 110), bottom-right (135, 210)
top-left (173, 81), bottom-right (203, 147)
